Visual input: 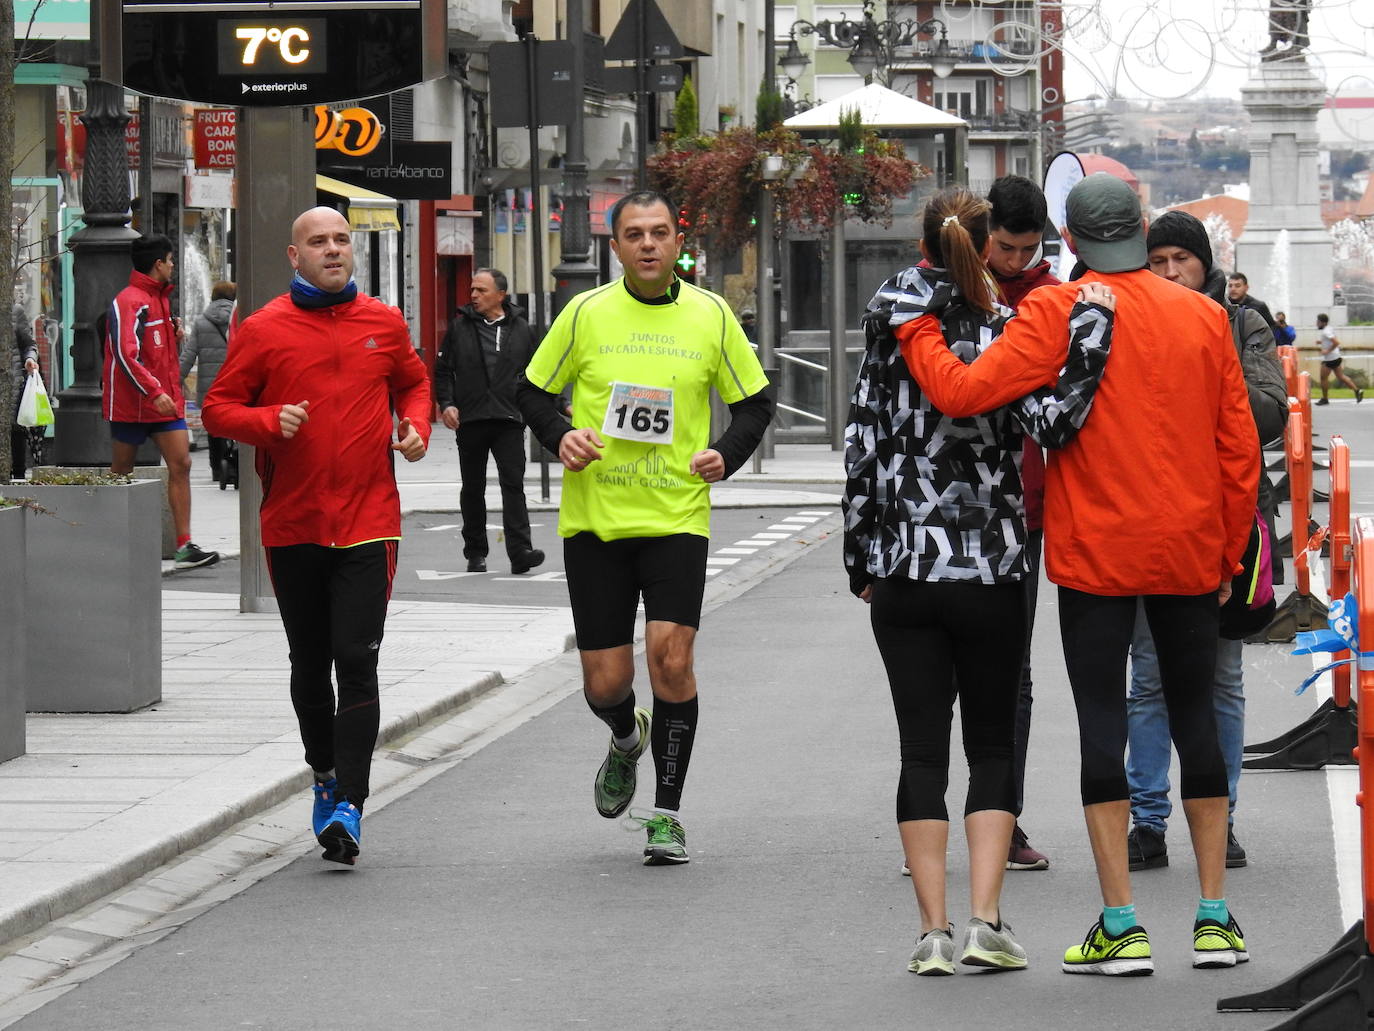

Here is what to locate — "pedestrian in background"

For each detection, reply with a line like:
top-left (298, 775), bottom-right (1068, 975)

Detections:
top-left (103, 233), bottom-right (219, 570)
top-left (845, 186), bottom-right (1116, 976)
top-left (901, 173), bottom-right (1258, 976)
top-left (1126, 210), bottom-right (1288, 875)
top-left (1227, 272), bottom-right (1276, 331)
top-left (738, 307), bottom-right (757, 343)
top-left (434, 268), bottom-right (543, 575)
top-left (8, 305), bottom-right (39, 479)
top-left (203, 207), bottom-right (431, 867)
top-left (1315, 312), bottom-right (1362, 405)
top-left (1272, 310), bottom-right (1296, 347)
top-left (180, 280), bottom-right (236, 484)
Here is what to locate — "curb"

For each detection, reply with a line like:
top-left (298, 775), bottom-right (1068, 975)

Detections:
top-left (0, 666), bottom-right (528, 948)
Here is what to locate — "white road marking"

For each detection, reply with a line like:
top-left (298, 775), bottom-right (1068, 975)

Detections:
top-left (735, 538), bottom-right (777, 547)
top-left (706, 557), bottom-right (741, 566)
top-left (416, 569), bottom-right (480, 580)
top-left (717, 547), bottom-right (759, 555)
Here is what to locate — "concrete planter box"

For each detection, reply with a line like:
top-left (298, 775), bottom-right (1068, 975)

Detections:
top-left (13, 479), bottom-right (162, 713)
top-left (0, 505), bottom-right (25, 760)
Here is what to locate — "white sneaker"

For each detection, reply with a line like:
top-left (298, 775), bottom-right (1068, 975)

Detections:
top-left (909, 925), bottom-right (956, 975)
top-left (960, 917), bottom-right (1028, 970)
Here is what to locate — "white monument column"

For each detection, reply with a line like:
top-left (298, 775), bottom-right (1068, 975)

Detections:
top-left (1236, 49), bottom-right (1333, 330)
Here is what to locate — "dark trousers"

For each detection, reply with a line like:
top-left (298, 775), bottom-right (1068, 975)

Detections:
top-left (1012, 528), bottom-right (1042, 816)
top-left (265, 541), bottom-right (398, 808)
top-left (9, 427), bottom-right (32, 479)
top-left (869, 577), bottom-right (1026, 823)
top-left (1058, 587), bottom-right (1227, 807)
top-left (207, 435), bottom-right (230, 481)
top-left (457, 420), bottom-right (532, 561)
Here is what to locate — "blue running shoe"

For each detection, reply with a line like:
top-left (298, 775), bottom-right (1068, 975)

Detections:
top-left (318, 801), bottom-right (361, 865)
top-left (311, 778), bottom-right (338, 838)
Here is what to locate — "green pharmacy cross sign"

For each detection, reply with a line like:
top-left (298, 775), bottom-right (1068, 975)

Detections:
top-left (101, 0), bottom-right (446, 107)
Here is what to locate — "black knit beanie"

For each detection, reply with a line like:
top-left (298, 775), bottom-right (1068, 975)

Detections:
top-left (1145, 210), bottom-right (1213, 273)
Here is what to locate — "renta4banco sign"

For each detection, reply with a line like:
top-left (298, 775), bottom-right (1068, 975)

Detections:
top-left (103, 1), bottom-right (446, 107)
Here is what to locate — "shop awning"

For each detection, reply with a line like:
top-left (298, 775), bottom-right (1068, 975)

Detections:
top-left (315, 174), bottom-right (400, 232)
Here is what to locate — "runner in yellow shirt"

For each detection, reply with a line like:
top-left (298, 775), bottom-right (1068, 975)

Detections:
top-left (518, 190), bottom-right (774, 864)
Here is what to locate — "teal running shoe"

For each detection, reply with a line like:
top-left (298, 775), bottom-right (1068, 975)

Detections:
top-left (593, 706), bottom-right (651, 818)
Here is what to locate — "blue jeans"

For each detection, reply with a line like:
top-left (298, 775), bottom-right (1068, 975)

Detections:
top-left (1126, 599), bottom-right (1244, 832)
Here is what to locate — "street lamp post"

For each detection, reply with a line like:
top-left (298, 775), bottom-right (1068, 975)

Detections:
top-left (782, 0), bottom-right (957, 86)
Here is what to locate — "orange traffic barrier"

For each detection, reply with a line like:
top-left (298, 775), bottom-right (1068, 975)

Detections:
top-left (1245, 435), bottom-right (1355, 769)
top-left (1278, 344), bottom-right (1299, 398)
top-left (1249, 398), bottom-right (1328, 644)
top-left (1219, 521), bottom-right (1374, 1025)
top-left (1330, 438), bottom-right (1354, 710)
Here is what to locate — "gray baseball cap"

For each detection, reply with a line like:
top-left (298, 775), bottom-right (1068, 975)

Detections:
top-left (1065, 173), bottom-right (1147, 273)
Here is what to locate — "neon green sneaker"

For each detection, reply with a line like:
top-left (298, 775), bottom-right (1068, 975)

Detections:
top-left (635, 812), bottom-right (689, 866)
top-left (1062, 917), bottom-right (1154, 976)
top-left (1193, 916), bottom-right (1248, 969)
top-left (593, 707), bottom-right (651, 818)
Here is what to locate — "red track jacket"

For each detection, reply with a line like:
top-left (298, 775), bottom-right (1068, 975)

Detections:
top-left (202, 292), bottom-right (432, 548)
top-left (102, 270), bottom-right (183, 422)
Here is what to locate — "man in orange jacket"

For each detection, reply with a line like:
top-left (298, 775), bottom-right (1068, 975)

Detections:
top-left (203, 207), bottom-right (431, 867)
top-left (900, 173), bottom-right (1258, 976)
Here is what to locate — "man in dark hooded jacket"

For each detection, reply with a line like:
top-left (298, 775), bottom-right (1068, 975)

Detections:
top-left (434, 268), bottom-right (543, 574)
top-left (1125, 209), bottom-right (1287, 876)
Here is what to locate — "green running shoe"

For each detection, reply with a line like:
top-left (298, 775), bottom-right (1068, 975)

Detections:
top-left (1193, 915), bottom-right (1248, 969)
top-left (909, 925), bottom-right (955, 976)
top-left (636, 812), bottom-right (689, 865)
top-left (960, 917), bottom-right (1028, 970)
top-left (593, 706), bottom-right (651, 818)
top-left (1062, 917), bottom-right (1153, 976)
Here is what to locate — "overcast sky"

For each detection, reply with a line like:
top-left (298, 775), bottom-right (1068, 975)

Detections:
top-left (1056, 0), bottom-right (1374, 103)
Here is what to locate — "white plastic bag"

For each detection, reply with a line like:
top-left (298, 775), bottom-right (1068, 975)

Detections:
top-left (17, 370), bottom-right (53, 428)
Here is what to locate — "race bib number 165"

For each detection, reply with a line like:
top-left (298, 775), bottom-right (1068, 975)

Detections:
top-left (602, 381), bottom-right (674, 444)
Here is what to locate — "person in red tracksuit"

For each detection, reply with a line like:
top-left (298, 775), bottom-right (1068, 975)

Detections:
top-left (203, 207), bottom-right (431, 866)
top-left (985, 176), bottom-right (1060, 873)
top-left (103, 233), bottom-right (219, 569)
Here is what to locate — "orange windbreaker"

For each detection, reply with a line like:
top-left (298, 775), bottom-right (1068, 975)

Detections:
top-left (202, 292), bottom-right (432, 549)
top-left (898, 268), bottom-right (1258, 597)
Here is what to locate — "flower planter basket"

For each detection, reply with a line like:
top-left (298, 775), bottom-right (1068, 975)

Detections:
top-left (12, 479), bottom-right (162, 713)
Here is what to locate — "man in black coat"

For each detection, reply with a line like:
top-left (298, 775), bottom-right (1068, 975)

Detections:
top-left (434, 268), bottom-right (544, 574)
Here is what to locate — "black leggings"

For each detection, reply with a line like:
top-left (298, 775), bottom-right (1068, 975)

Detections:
top-left (1058, 587), bottom-right (1227, 806)
top-left (265, 541), bottom-right (398, 808)
top-left (869, 577), bottom-right (1025, 823)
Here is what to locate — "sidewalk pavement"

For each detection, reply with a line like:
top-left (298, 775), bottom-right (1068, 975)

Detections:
top-left (172, 439), bottom-right (846, 569)
top-left (0, 441), bottom-right (845, 950)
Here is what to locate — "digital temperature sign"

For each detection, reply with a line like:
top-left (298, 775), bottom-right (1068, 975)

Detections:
top-left (104, 1), bottom-right (445, 107)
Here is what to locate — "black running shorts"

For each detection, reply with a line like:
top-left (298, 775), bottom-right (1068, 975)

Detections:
top-left (563, 532), bottom-right (709, 650)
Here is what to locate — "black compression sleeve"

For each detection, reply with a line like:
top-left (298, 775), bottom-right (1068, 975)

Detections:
top-left (515, 375), bottom-right (573, 454)
top-left (707, 387), bottom-right (776, 479)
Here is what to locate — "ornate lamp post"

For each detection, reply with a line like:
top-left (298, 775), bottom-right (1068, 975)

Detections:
top-left (782, 0), bottom-right (957, 86)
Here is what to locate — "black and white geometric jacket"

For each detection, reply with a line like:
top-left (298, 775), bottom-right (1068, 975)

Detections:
top-left (842, 264), bottom-right (1114, 593)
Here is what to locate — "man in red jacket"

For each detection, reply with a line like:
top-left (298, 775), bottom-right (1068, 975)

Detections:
top-left (202, 207), bottom-right (431, 866)
top-left (103, 233), bottom-right (219, 569)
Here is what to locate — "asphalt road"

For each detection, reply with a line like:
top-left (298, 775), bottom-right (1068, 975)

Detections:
top-left (7, 533), bottom-right (1344, 1030)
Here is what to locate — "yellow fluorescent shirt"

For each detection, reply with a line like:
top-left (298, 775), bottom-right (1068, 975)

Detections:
top-left (526, 278), bottom-right (769, 541)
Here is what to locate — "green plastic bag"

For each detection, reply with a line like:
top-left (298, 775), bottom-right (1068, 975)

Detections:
top-left (17, 370), bottom-right (53, 427)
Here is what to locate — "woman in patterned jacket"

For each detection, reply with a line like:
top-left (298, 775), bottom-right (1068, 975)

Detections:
top-left (842, 187), bottom-right (1116, 976)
